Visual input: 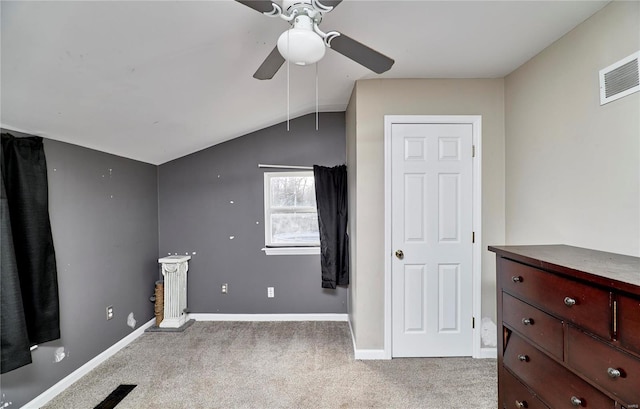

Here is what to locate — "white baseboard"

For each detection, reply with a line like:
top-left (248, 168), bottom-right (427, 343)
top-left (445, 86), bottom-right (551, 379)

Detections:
top-left (349, 317), bottom-right (493, 360)
top-left (353, 348), bottom-right (388, 360)
top-left (478, 347), bottom-right (497, 359)
top-left (348, 318), bottom-right (357, 358)
top-left (354, 346), bottom-right (495, 360)
top-left (22, 318), bottom-right (154, 409)
top-left (189, 313), bottom-right (348, 322)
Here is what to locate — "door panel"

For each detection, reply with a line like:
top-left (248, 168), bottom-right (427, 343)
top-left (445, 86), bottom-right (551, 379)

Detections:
top-left (392, 123), bottom-right (473, 357)
top-left (438, 173), bottom-right (460, 242)
top-left (438, 263), bottom-right (460, 332)
top-left (403, 264), bottom-right (426, 332)
top-left (404, 174), bottom-right (426, 242)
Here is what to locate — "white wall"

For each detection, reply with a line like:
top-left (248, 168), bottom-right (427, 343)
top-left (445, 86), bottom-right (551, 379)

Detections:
top-left (505, 1), bottom-right (640, 256)
top-left (346, 79), bottom-right (505, 350)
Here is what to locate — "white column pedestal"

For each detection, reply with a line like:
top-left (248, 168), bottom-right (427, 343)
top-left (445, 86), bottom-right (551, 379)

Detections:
top-left (158, 255), bottom-right (191, 328)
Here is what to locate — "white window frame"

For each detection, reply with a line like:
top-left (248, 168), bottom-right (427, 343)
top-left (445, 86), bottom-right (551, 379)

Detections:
top-left (262, 171), bottom-right (320, 256)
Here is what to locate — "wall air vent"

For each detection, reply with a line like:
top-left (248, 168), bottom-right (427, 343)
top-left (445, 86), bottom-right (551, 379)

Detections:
top-left (599, 51), bottom-right (639, 105)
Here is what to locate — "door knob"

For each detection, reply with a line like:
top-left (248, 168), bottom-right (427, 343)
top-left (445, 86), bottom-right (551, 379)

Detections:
top-left (395, 250), bottom-right (404, 260)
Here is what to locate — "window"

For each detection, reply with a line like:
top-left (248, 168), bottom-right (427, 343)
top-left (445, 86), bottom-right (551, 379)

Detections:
top-left (263, 171), bottom-right (320, 255)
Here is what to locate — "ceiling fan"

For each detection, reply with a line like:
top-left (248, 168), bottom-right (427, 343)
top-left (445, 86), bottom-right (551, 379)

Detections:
top-left (236, 0), bottom-right (395, 80)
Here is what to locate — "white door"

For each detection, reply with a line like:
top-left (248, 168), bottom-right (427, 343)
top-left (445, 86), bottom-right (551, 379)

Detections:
top-left (391, 123), bottom-right (473, 357)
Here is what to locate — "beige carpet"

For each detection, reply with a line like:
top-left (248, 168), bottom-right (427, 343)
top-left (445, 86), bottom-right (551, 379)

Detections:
top-left (43, 321), bottom-right (497, 408)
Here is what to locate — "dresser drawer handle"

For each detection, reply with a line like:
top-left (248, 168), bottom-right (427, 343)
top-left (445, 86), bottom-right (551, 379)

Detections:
top-left (564, 297), bottom-right (576, 307)
top-left (570, 396), bottom-right (582, 407)
top-left (521, 318), bottom-right (533, 325)
top-left (512, 276), bottom-right (523, 283)
top-left (607, 367), bottom-right (621, 378)
top-left (518, 354), bottom-right (529, 362)
top-left (515, 400), bottom-right (527, 408)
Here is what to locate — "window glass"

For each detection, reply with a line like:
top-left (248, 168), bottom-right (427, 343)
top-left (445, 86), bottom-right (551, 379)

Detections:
top-left (264, 172), bottom-right (319, 247)
top-left (270, 176), bottom-right (316, 208)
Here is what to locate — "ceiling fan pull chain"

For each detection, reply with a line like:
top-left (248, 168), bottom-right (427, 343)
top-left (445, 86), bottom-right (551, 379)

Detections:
top-left (316, 62), bottom-right (319, 131)
top-left (287, 29), bottom-right (290, 132)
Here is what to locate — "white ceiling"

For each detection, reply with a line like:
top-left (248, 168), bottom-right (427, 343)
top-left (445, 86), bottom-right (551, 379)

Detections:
top-left (1, 0), bottom-right (608, 165)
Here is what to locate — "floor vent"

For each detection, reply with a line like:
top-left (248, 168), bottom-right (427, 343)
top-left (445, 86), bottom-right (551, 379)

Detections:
top-left (599, 51), bottom-right (639, 105)
top-left (94, 385), bottom-right (136, 409)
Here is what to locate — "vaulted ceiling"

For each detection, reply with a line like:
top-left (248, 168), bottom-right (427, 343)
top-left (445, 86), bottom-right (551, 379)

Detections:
top-left (1, 1), bottom-right (609, 164)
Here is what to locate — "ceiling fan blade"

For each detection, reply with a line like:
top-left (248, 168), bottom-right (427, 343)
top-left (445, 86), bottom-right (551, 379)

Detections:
top-left (330, 33), bottom-right (394, 74)
top-left (253, 46), bottom-right (285, 80)
top-left (319, 0), bottom-right (343, 8)
top-left (235, 0), bottom-right (278, 14)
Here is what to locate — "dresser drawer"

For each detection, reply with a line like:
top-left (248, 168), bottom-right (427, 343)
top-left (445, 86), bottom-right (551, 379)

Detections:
top-left (566, 325), bottom-right (640, 406)
top-left (504, 332), bottom-right (615, 409)
top-left (618, 294), bottom-right (640, 356)
top-left (501, 367), bottom-right (549, 409)
top-left (503, 293), bottom-right (564, 360)
top-left (500, 258), bottom-right (611, 339)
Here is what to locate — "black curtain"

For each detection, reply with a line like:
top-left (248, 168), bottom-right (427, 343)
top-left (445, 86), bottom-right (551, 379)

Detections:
top-left (313, 165), bottom-right (349, 289)
top-left (1, 133), bottom-right (60, 374)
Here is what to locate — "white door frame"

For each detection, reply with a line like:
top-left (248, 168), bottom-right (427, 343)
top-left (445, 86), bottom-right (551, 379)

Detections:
top-left (383, 115), bottom-right (482, 359)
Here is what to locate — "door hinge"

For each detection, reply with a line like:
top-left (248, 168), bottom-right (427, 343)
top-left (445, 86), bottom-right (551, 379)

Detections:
top-left (472, 145), bottom-right (476, 158)
top-left (472, 317), bottom-right (475, 329)
top-left (472, 231), bottom-right (475, 243)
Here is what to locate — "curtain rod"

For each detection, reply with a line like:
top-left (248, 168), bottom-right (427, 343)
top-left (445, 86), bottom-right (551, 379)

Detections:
top-left (258, 164), bottom-right (313, 170)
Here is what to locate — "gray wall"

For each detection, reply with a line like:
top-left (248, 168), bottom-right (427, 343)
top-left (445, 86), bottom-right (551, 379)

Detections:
top-left (2, 112), bottom-right (345, 406)
top-left (158, 112), bottom-right (347, 314)
top-left (1, 132), bottom-right (158, 408)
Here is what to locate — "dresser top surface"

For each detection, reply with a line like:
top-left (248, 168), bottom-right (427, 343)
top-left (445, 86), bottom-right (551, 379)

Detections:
top-left (489, 245), bottom-right (640, 292)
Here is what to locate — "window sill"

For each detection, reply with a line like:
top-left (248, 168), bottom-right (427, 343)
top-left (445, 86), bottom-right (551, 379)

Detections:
top-left (262, 247), bottom-right (320, 256)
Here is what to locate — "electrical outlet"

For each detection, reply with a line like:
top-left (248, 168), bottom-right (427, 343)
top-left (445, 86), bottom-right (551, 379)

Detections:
top-left (267, 287), bottom-right (274, 298)
top-left (106, 305), bottom-right (114, 320)
top-left (221, 283), bottom-right (228, 294)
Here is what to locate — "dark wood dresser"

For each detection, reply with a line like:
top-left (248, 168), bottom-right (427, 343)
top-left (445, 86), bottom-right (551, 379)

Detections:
top-left (489, 245), bottom-right (640, 409)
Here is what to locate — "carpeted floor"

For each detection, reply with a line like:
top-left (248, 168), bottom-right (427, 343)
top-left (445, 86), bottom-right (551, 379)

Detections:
top-left (43, 321), bottom-right (497, 409)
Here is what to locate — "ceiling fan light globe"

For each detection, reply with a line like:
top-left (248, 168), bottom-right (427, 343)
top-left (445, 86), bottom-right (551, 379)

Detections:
top-left (277, 28), bottom-right (326, 65)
